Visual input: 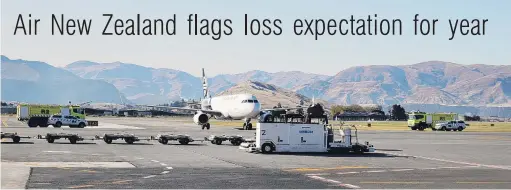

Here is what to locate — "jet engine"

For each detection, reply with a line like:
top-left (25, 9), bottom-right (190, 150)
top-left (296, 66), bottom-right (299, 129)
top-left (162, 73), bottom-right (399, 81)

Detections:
top-left (193, 112), bottom-right (209, 125)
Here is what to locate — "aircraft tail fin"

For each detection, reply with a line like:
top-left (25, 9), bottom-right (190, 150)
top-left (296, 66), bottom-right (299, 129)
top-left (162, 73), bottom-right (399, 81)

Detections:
top-left (202, 68), bottom-right (211, 99)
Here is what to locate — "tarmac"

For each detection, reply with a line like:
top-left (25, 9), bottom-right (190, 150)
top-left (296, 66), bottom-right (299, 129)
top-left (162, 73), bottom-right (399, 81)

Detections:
top-left (2, 116), bottom-right (511, 189)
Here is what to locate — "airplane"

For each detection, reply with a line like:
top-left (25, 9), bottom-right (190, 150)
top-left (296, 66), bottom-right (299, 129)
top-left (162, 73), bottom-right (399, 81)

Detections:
top-left (147, 68), bottom-right (305, 130)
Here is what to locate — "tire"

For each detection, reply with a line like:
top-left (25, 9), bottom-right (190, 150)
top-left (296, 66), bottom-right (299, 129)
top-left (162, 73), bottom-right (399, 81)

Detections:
top-left (78, 122), bottom-right (85, 128)
top-left (160, 138), bottom-right (168, 144)
top-left (47, 138), bottom-right (55, 143)
top-left (441, 126), bottom-right (446, 131)
top-left (214, 139), bottom-right (222, 145)
top-left (13, 136), bottom-right (21, 143)
top-left (247, 123), bottom-right (253, 130)
top-left (211, 140), bottom-right (216, 144)
top-left (104, 138), bottom-right (112, 144)
top-left (69, 138), bottom-right (77, 144)
top-left (411, 127), bottom-right (417, 130)
top-left (206, 123), bottom-right (210, 130)
top-left (231, 139), bottom-right (242, 146)
top-left (261, 143), bottom-right (273, 154)
top-left (54, 122), bottom-right (62, 128)
top-left (125, 138), bottom-right (134, 144)
top-left (458, 127), bottom-right (463, 131)
top-left (28, 121), bottom-right (37, 128)
top-left (179, 139), bottom-right (189, 145)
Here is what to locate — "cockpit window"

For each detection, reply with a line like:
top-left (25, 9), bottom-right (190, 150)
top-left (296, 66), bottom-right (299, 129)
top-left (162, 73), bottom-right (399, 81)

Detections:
top-left (242, 99), bottom-right (258, 103)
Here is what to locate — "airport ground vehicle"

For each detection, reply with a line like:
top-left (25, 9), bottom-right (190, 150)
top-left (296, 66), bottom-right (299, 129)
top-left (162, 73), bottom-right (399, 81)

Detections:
top-left (156, 134), bottom-right (203, 145)
top-left (205, 135), bottom-right (252, 146)
top-left (47, 115), bottom-right (88, 128)
top-left (434, 120), bottom-right (468, 131)
top-left (37, 133), bottom-right (93, 144)
top-left (1, 132), bottom-right (31, 143)
top-left (96, 133), bottom-right (151, 144)
top-left (240, 104), bottom-right (375, 154)
top-left (407, 111), bottom-right (459, 131)
top-left (17, 103), bottom-right (99, 127)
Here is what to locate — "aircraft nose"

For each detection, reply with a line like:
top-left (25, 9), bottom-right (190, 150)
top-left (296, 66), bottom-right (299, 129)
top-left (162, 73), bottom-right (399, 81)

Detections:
top-left (252, 103), bottom-right (261, 116)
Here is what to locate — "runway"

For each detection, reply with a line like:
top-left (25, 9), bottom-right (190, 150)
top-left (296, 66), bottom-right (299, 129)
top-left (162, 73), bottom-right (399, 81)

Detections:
top-left (2, 116), bottom-right (511, 189)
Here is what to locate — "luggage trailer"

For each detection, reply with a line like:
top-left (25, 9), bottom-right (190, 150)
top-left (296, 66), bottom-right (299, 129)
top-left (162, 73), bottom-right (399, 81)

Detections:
top-left (1, 132), bottom-right (31, 143)
top-left (96, 133), bottom-right (152, 144)
top-left (37, 133), bottom-right (94, 144)
top-left (156, 134), bottom-right (205, 145)
top-left (205, 135), bottom-right (254, 146)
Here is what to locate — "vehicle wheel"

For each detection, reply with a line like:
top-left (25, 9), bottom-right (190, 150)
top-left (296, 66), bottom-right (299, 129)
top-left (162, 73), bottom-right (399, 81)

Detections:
top-left (247, 123), bottom-right (253, 130)
top-left (78, 122), bottom-right (85, 128)
top-left (441, 126), bottom-right (446, 131)
top-left (104, 138), bottom-right (112, 144)
top-left (411, 127), bottom-right (417, 130)
top-left (179, 139), bottom-right (189, 145)
top-left (453, 129), bottom-right (458, 131)
top-left (458, 127), bottom-right (463, 131)
top-left (125, 138), bottom-right (134, 144)
top-left (47, 138), bottom-right (55, 143)
top-left (214, 139), bottom-right (222, 145)
top-left (55, 122), bottom-right (62, 128)
top-left (69, 138), bottom-right (77, 144)
top-left (28, 121), bottom-right (37, 128)
top-left (261, 143), bottom-right (273, 154)
top-left (206, 123), bottom-right (210, 130)
top-left (211, 140), bottom-right (216, 144)
top-left (13, 136), bottom-right (21, 143)
top-left (160, 138), bottom-right (168, 144)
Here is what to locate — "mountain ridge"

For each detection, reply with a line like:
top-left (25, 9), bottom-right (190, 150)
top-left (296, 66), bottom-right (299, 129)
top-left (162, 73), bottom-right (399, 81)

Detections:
top-left (2, 55), bottom-right (511, 108)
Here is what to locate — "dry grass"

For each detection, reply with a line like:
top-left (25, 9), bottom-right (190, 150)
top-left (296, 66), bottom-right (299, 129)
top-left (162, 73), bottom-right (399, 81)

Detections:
top-left (203, 120), bottom-right (511, 132)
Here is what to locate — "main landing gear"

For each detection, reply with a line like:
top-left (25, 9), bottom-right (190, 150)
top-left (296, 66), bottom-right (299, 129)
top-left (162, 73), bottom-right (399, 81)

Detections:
top-left (202, 123), bottom-right (211, 130)
top-left (242, 118), bottom-right (253, 130)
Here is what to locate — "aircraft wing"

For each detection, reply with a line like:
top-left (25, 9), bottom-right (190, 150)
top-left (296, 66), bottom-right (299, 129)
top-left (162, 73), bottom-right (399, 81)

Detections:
top-left (261, 107), bottom-right (305, 112)
top-left (144, 105), bottom-right (223, 116)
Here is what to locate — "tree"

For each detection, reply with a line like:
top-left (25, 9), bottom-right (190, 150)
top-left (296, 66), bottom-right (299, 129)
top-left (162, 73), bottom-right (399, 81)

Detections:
top-left (390, 104), bottom-right (407, 121)
top-left (330, 105), bottom-right (345, 115)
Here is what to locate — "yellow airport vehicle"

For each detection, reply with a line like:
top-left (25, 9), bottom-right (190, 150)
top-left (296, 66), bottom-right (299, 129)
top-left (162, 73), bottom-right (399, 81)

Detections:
top-left (16, 103), bottom-right (98, 127)
top-left (407, 111), bottom-right (459, 131)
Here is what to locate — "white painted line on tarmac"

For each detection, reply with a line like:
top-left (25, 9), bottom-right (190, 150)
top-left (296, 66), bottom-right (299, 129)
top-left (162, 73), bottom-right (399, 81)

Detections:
top-left (143, 175), bottom-right (156, 179)
top-left (390, 169), bottom-right (415, 172)
top-left (161, 171), bottom-right (170, 174)
top-left (305, 173), bottom-right (330, 176)
top-left (380, 151), bottom-right (511, 170)
top-left (365, 170), bottom-right (386, 173)
top-left (12, 162), bottom-right (136, 168)
top-left (308, 175), bottom-right (360, 189)
top-left (43, 151), bottom-right (71, 153)
top-left (337, 172), bottom-right (360, 175)
top-left (166, 166), bottom-right (173, 170)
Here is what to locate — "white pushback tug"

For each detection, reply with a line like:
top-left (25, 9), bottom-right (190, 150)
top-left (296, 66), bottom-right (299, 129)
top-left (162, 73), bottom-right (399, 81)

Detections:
top-left (239, 104), bottom-right (375, 154)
